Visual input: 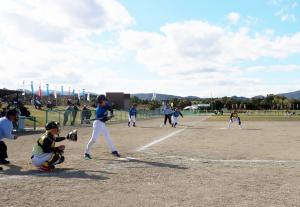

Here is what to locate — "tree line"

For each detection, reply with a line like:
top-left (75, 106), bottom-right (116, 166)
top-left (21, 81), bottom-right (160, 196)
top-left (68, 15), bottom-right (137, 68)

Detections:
top-left (131, 94), bottom-right (300, 110)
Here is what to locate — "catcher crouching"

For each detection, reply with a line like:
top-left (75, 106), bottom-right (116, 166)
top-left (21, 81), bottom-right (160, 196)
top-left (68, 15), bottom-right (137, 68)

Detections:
top-left (31, 121), bottom-right (77, 172)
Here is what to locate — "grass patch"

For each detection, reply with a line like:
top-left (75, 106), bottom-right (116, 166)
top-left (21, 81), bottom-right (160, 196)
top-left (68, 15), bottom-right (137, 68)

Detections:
top-left (208, 115), bottom-right (300, 121)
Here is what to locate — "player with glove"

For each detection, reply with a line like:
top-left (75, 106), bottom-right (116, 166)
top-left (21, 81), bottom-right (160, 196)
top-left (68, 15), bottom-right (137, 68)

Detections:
top-left (31, 121), bottom-right (77, 172)
top-left (128, 104), bottom-right (137, 127)
top-left (84, 95), bottom-right (120, 160)
top-left (227, 110), bottom-right (242, 129)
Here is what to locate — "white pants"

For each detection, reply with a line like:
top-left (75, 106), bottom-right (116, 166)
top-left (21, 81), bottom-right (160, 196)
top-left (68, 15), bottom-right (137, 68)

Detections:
top-left (128, 115), bottom-right (136, 123)
top-left (227, 118), bottom-right (242, 128)
top-left (172, 116), bottom-right (179, 124)
top-left (31, 153), bottom-right (53, 167)
top-left (85, 120), bottom-right (117, 155)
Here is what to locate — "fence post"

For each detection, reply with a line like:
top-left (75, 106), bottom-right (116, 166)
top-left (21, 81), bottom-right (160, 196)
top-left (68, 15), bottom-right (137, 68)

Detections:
top-left (45, 110), bottom-right (48, 124)
top-left (33, 117), bottom-right (36, 130)
top-left (59, 111), bottom-right (61, 124)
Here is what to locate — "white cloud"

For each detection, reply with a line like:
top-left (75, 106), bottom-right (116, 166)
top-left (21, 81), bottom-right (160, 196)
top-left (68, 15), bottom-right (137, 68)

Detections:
top-left (246, 65), bottom-right (300, 72)
top-left (273, 0), bottom-right (298, 22)
top-left (226, 12), bottom-right (240, 24)
top-left (0, 0), bottom-right (134, 92)
top-left (119, 20), bottom-right (300, 77)
top-left (281, 14), bottom-right (297, 22)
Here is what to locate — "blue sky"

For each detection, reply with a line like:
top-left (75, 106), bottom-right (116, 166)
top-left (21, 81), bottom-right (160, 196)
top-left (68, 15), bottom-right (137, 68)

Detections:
top-left (0, 0), bottom-right (299, 97)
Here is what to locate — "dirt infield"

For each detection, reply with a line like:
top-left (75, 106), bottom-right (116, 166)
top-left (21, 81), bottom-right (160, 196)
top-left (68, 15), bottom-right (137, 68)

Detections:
top-left (1, 116), bottom-right (300, 207)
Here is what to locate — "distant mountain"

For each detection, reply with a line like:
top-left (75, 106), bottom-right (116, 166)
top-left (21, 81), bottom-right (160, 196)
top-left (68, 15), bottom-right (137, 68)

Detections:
top-left (278, 90), bottom-right (300, 99)
top-left (132, 93), bottom-right (201, 101)
top-left (252, 95), bottom-right (265, 99)
top-left (231, 96), bottom-right (249, 101)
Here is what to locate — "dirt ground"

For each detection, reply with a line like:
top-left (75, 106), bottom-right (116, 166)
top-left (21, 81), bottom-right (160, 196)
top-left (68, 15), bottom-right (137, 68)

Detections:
top-left (1, 116), bottom-right (300, 207)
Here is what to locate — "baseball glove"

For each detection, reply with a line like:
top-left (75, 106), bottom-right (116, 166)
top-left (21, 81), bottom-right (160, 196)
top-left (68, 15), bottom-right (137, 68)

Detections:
top-left (66, 130), bottom-right (78, 142)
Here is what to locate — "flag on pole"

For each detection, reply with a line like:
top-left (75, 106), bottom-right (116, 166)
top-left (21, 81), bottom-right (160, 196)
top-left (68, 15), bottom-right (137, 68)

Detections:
top-left (30, 81), bottom-right (34, 95)
top-left (82, 89), bottom-right (85, 100)
top-left (87, 92), bottom-right (90, 102)
top-left (46, 84), bottom-right (49, 97)
top-left (22, 80), bottom-right (25, 96)
top-left (54, 86), bottom-right (57, 99)
top-left (38, 83), bottom-right (42, 97)
top-left (78, 89), bottom-right (81, 100)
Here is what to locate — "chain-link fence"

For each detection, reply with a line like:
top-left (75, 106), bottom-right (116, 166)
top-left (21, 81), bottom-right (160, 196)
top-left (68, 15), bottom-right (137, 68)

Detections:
top-left (44, 108), bottom-right (163, 127)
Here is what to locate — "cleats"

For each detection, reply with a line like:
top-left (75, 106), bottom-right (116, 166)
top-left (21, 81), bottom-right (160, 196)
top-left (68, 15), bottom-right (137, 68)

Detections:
top-left (112, 151), bottom-right (121, 157)
top-left (0, 159), bottom-right (10, 165)
top-left (84, 153), bottom-right (92, 160)
top-left (39, 166), bottom-right (52, 172)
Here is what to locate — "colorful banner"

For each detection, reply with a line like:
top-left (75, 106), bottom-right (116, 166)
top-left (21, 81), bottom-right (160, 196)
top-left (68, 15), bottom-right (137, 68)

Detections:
top-left (87, 92), bottom-right (90, 102)
top-left (77, 89), bottom-right (81, 100)
top-left (30, 81), bottom-right (34, 95)
top-left (82, 89), bottom-right (85, 100)
top-left (38, 84), bottom-right (42, 97)
top-left (46, 84), bottom-right (49, 97)
top-left (54, 86), bottom-right (57, 99)
top-left (68, 86), bottom-right (71, 97)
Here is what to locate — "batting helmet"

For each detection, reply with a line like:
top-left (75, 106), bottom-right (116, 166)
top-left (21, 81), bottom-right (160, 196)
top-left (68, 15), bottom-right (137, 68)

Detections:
top-left (45, 121), bottom-right (60, 130)
top-left (6, 109), bottom-right (18, 117)
top-left (97, 94), bottom-right (107, 103)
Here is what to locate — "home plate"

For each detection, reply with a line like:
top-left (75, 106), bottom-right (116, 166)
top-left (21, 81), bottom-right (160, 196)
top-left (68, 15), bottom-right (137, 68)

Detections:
top-left (115, 157), bottom-right (138, 161)
top-left (219, 127), bottom-right (228, 130)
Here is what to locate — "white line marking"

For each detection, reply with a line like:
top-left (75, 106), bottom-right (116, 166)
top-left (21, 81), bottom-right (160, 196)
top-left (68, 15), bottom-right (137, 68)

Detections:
top-left (195, 159), bottom-right (300, 164)
top-left (137, 116), bottom-right (210, 152)
top-left (136, 129), bottom-right (186, 152)
top-left (153, 155), bottom-right (300, 164)
top-left (0, 173), bottom-right (47, 180)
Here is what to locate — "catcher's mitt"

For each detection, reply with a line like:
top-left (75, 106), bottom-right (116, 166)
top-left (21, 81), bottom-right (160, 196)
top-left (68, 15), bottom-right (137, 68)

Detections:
top-left (66, 130), bottom-right (78, 141)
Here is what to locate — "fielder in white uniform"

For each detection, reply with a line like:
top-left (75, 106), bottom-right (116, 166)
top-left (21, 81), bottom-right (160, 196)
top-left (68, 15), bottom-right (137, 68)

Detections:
top-left (84, 95), bottom-right (120, 159)
top-left (227, 110), bottom-right (242, 129)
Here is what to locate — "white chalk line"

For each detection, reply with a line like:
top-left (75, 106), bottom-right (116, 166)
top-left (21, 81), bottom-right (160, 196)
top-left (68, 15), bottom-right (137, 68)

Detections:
top-left (136, 129), bottom-right (186, 152)
top-left (152, 155), bottom-right (300, 164)
top-left (136, 116), bottom-right (209, 152)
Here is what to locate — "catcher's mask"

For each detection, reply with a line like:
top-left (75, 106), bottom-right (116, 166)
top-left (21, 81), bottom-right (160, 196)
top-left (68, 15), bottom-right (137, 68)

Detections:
top-left (45, 121), bottom-right (60, 131)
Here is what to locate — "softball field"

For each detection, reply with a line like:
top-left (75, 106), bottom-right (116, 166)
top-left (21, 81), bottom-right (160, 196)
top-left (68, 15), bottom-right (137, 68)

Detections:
top-left (1, 116), bottom-right (300, 207)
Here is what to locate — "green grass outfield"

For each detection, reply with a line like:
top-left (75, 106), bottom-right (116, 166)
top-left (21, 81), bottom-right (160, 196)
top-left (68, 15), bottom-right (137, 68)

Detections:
top-left (208, 115), bottom-right (300, 121)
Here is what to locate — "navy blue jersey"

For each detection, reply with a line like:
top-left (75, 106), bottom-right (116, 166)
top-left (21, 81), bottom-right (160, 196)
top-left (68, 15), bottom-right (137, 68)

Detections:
top-left (96, 102), bottom-right (113, 119)
top-left (173, 111), bottom-right (183, 117)
top-left (129, 107), bottom-right (137, 117)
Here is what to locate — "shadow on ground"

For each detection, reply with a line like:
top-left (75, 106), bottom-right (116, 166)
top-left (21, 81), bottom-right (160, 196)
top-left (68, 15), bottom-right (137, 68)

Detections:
top-left (103, 158), bottom-right (188, 170)
top-left (0, 164), bottom-right (110, 180)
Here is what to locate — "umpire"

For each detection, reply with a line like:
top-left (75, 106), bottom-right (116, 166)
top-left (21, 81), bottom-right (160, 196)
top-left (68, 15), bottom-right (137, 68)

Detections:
top-left (0, 109), bottom-right (19, 170)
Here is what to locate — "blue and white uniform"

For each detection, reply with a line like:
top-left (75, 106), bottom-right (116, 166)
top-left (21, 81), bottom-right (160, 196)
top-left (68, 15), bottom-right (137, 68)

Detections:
top-left (128, 107), bottom-right (137, 126)
top-left (85, 102), bottom-right (117, 155)
top-left (172, 110), bottom-right (183, 127)
top-left (0, 117), bottom-right (14, 141)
